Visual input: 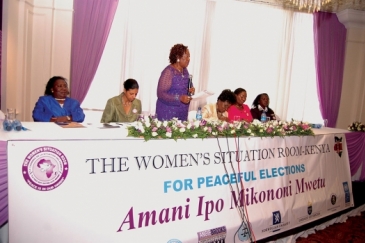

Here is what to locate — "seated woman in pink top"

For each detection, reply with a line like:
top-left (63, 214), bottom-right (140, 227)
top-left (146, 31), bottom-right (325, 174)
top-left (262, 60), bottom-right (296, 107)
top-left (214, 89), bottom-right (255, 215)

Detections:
top-left (227, 88), bottom-right (253, 122)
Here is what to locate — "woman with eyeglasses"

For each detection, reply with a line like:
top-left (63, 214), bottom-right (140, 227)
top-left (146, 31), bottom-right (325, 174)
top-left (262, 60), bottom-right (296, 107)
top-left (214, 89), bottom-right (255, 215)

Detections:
top-left (227, 88), bottom-right (253, 122)
top-left (202, 89), bottom-right (236, 122)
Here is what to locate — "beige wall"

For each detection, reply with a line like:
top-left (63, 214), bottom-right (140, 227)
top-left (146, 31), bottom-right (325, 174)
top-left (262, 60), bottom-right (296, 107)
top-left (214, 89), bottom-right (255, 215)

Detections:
top-left (337, 9), bottom-right (365, 129)
top-left (1, 0), bottom-right (73, 121)
top-left (2, 1), bottom-right (365, 127)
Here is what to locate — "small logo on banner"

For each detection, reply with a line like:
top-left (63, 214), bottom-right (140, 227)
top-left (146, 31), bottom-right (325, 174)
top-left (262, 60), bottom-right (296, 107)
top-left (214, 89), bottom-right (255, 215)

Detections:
top-left (22, 146), bottom-right (69, 191)
top-left (167, 239), bottom-right (182, 243)
top-left (197, 226), bottom-right (227, 243)
top-left (273, 211), bottom-right (281, 225)
top-left (307, 202), bottom-right (312, 215)
top-left (261, 210), bottom-right (290, 233)
top-left (330, 194), bottom-right (337, 205)
top-left (334, 136), bottom-right (343, 157)
top-left (237, 222), bottom-right (252, 242)
top-left (343, 182), bottom-right (350, 203)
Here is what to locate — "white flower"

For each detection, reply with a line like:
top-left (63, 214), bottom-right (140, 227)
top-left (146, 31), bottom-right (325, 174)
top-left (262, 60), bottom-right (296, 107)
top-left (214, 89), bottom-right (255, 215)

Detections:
top-left (144, 115), bottom-right (149, 121)
top-left (140, 128), bottom-right (145, 134)
top-left (145, 122), bottom-right (151, 128)
top-left (252, 119), bottom-right (262, 126)
top-left (132, 109), bottom-right (137, 114)
top-left (163, 121), bottom-right (168, 127)
top-left (156, 121), bottom-right (162, 128)
top-left (166, 132), bottom-right (172, 137)
top-left (193, 134), bottom-right (198, 138)
top-left (180, 128), bottom-right (186, 133)
top-left (194, 120), bottom-right (200, 127)
top-left (203, 127), bottom-right (208, 131)
top-left (152, 132), bottom-right (158, 137)
top-left (247, 129), bottom-right (251, 133)
top-left (259, 129), bottom-right (263, 133)
top-left (231, 130), bottom-right (235, 134)
top-left (212, 132), bottom-right (217, 136)
top-left (187, 124), bottom-right (192, 129)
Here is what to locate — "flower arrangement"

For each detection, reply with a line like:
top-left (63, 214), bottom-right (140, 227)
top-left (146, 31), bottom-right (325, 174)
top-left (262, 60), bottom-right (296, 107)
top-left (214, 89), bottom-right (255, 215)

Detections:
top-left (127, 116), bottom-right (314, 141)
top-left (348, 121), bottom-right (365, 132)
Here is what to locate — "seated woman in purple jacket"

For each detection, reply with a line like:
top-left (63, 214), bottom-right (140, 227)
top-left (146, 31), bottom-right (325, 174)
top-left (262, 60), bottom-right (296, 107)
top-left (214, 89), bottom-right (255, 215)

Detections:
top-left (32, 76), bottom-right (85, 123)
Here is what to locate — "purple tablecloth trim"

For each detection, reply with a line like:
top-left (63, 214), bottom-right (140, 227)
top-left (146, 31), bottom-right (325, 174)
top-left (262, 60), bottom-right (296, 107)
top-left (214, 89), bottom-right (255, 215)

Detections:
top-left (345, 132), bottom-right (365, 181)
top-left (0, 140), bottom-right (8, 226)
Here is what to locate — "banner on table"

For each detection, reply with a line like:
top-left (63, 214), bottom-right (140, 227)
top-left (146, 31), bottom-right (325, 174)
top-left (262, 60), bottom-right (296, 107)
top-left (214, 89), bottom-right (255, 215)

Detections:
top-left (8, 133), bottom-right (353, 242)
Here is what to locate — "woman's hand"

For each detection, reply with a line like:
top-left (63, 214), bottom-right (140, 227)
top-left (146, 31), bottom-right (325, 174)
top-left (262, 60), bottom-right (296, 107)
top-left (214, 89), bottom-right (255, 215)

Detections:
top-left (188, 87), bottom-right (195, 95)
top-left (217, 113), bottom-right (229, 122)
top-left (179, 95), bottom-right (192, 104)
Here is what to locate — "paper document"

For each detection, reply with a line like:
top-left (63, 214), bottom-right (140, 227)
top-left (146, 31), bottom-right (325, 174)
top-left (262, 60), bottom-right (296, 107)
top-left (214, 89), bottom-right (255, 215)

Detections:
top-left (59, 122), bottom-right (86, 128)
top-left (192, 90), bottom-right (215, 100)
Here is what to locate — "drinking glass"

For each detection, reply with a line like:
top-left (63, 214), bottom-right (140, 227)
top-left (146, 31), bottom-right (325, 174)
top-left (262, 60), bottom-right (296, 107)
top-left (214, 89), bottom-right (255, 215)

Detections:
top-left (7, 108), bottom-right (15, 121)
top-left (323, 119), bottom-right (328, 127)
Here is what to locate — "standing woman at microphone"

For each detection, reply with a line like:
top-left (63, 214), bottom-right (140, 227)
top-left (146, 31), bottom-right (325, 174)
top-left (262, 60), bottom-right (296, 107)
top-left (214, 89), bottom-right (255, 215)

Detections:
top-left (155, 44), bottom-right (195, 121)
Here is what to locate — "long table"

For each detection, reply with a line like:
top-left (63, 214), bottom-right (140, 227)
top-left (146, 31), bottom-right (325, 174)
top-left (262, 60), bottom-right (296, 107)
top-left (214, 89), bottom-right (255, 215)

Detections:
top-left (0, 122), bottom-right (357, 242)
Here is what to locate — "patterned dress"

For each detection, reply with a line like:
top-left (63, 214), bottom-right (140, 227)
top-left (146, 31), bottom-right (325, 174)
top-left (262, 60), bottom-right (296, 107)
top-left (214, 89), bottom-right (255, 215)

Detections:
top-left (155, 65), bottom-right (191, 121)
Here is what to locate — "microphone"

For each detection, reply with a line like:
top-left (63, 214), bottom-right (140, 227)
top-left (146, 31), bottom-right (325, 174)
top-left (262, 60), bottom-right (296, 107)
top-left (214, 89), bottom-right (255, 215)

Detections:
top-left (188, 75), bottom-right (193, 96)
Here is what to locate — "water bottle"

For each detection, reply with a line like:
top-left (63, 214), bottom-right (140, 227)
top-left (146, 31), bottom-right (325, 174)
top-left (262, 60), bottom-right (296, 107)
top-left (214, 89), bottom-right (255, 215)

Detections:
top-left (12, 114), bottom-right (23, 131)
top-left (196, 107), bottom-right (202, 120)
top-left (260, 111), bottom-right (267, 123)
top-left (3, 115), bottom-right (12, 131)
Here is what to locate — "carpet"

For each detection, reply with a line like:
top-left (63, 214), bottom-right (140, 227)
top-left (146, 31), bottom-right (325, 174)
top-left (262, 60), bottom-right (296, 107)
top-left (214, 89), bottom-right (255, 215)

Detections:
top-left (296, 211), bottom-right (365, 243)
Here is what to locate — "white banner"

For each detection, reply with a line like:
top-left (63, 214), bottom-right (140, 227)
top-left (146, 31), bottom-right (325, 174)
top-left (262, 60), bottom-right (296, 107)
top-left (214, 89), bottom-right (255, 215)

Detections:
top-left (8, 134), bottom-right (353, 243)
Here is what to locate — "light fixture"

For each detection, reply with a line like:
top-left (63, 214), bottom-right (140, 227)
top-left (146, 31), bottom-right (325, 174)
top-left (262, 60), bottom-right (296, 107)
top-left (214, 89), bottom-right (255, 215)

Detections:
top-left (290, 0), bottom-right (332, 12)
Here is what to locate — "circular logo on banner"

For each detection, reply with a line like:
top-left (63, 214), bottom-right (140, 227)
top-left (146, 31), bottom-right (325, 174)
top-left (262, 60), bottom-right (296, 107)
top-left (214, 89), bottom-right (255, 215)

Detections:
top-left (167, 240), bottom-right (182, 243)
top-left (22, 146), bottom-right (69, 191)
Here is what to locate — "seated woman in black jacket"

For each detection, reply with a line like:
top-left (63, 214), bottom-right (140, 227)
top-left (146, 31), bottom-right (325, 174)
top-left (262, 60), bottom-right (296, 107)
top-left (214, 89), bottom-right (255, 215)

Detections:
top-left (250, 93), bottom-right (277, 121)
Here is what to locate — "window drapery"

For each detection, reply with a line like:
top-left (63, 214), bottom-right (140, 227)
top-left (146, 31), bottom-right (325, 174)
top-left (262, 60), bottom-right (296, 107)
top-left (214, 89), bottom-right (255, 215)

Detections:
top-left (82, 0), bottom-right (322, 125)
top-left (70, 0), bottom-right (119, 103)
top-left (313, 12), bottom-right (347, 127)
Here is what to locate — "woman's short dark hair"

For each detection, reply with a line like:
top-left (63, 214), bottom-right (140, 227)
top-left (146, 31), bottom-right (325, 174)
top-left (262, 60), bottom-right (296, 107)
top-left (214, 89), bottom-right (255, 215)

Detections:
top-left (252, 93), bottom-right (268, 107)
top-left (234, 88), bottom-right (246, 96)
top-left (169, 44), bottom-right (188, 64)
top-left (44, 76), bottom-right (67, 95)
top-left (217, 89), bottom-right (236, 104)
top-left (123, 79), bottom-right (139, 91)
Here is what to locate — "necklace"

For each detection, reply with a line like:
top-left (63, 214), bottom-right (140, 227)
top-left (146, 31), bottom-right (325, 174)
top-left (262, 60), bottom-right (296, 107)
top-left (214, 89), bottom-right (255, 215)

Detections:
top-left (55, 98), bottom-right (65, 101)
top-left (173, 64), bottom-right (184, 77)
top-left (122, 101), bottom-right (131, 106)
top-left (122, 95), bottom-right (131, 106)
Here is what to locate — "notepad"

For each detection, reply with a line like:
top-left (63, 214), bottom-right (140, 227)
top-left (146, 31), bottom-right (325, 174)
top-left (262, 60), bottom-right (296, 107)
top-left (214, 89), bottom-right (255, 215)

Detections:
top-left (191, 90), bottom-right (215, 100)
